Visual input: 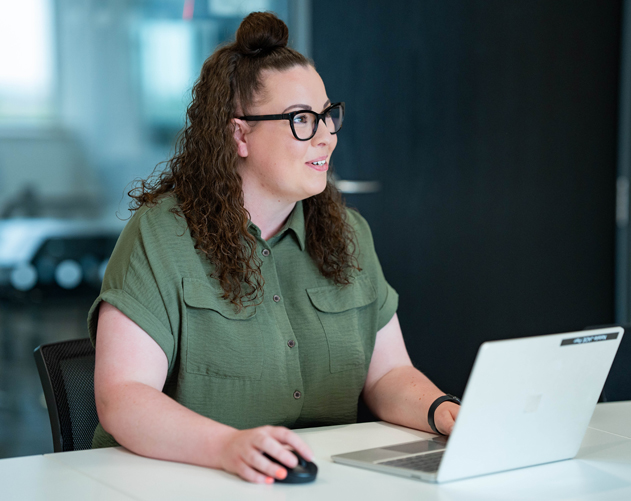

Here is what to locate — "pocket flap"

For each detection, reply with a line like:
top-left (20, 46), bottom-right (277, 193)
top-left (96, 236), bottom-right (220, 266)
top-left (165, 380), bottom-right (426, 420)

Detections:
top-left (183, 278), bottom-right (256, 320)
top-left (306, 275), bottom-right (377, 313)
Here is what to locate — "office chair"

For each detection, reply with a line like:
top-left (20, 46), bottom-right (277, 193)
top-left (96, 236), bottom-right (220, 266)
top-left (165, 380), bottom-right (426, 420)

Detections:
top-left (601, 325), bottom-right (631, 402)
top-left (33, 338), bottom-right (99, 452)
top-left (585, 324), bottom-right (631, 402)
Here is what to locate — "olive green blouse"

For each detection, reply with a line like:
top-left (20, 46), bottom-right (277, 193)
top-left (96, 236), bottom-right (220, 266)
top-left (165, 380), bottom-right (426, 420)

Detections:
top-left (87, 195), bottom-right (398, 448)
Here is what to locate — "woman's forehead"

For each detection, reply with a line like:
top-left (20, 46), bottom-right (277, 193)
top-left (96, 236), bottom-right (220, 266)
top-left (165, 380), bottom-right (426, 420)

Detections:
top-left (256, 66), bottom-right (328, 111)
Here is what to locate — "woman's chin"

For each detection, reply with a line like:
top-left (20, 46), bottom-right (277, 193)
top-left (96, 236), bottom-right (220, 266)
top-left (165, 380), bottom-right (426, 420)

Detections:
top-left (302, 188), bottom-right (326, 201)
top-left (306, 177), bottom-right (329, 197)
top-left (292, 176), bottom-right (329, 202)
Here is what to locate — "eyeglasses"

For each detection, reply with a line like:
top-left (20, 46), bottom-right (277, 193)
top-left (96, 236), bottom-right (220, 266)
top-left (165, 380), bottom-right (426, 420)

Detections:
top-left (238, 102), bottom-right (345, 141)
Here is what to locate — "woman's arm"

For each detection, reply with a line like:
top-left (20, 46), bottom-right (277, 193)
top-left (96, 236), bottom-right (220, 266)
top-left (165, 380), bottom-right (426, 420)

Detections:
top-left (95, 301), bottom-right (313, 483)
top-left (361, 313), bottom-right (460, 435)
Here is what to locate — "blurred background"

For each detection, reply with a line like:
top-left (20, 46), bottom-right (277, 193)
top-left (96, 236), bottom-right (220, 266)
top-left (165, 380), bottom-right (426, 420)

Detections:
top-left (1, 0), bottom-right (630, 458)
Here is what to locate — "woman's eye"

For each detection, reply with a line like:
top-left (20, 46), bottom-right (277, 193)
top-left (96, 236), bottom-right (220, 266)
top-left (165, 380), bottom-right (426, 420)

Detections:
top-left (293, 113), bottom-right (310, 125)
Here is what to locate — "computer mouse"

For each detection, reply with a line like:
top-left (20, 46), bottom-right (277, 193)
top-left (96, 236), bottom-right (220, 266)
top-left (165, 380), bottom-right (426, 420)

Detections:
top-left (263, 450), bottom-right (318, 484)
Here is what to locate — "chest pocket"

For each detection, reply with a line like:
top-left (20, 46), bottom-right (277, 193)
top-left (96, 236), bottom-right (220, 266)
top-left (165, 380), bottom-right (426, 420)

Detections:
top-left (307, 275), bottom-right (377, 373)
top-left (183, 278), bottom-right (262, 380)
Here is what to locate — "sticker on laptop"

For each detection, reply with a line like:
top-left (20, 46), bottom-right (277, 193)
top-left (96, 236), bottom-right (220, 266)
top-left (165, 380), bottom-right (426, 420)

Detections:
top-left (560, 332), bottom-right (619, 346)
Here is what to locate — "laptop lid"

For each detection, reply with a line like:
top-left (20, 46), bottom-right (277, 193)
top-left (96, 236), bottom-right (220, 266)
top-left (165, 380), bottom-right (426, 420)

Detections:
top-left (436, 326), bottom-right (623, 482)
top-left (332, 327), bottom-right (623, 483)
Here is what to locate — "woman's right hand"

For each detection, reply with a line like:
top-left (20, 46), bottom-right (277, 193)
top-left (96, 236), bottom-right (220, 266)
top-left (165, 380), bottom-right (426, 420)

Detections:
top-left (217, 425), bottom-right (314, 484)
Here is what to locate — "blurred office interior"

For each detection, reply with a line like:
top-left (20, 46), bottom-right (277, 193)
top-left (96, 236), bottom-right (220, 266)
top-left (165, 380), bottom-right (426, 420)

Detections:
top-left (1, 0), bottom-right (630, 459)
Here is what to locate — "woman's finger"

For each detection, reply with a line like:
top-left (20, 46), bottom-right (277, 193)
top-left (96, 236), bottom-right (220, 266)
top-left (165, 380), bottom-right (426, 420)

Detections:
top-left (259, 435), bottom-right (299, 469)
top-left (270, 427), bottom-right (314, 461)
top-left (243, 447), bottom-right (288, 480)
top-left (235, 460), bottom-right (274, 484)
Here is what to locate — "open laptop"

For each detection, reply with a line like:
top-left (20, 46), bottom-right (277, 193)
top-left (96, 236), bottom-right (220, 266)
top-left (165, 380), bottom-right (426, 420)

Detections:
top-left (332, 326), bottom-right (623, 483)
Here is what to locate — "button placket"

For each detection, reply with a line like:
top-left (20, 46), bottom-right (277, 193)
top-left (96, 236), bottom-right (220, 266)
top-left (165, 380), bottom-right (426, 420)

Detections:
top-left (261, 242), bottom-right (302, 413)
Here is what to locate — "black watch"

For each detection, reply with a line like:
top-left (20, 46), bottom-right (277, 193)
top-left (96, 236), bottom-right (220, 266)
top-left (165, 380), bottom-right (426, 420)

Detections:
top-left (428, 394), bottom-right (461, 436)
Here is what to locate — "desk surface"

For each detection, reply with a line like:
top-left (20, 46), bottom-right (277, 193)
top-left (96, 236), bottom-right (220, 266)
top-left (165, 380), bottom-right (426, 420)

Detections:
top-left (3, 402), bottom-right (631, 501)
top-left (588, 400), bottom-right (631, 439)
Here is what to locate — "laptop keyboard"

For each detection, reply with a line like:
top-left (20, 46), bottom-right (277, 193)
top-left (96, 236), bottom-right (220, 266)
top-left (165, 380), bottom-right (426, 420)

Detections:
top-left (379, 451), bottom-right (444, 473)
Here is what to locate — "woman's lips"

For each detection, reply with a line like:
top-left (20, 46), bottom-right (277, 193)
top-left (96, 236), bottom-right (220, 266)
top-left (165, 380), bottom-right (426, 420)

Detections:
top-left (306, 157), bottom-right (328, 172)
top-left (306, 161), bottom-right (328, 172)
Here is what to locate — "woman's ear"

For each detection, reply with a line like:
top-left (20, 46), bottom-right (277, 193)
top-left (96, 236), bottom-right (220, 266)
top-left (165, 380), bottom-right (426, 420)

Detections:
top-left (232, 119), bottom-right (249, 158)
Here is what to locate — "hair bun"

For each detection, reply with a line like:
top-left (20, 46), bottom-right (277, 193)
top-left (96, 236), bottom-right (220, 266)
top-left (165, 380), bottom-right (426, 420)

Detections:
top-left (235, 12), bottom-right (289, 56)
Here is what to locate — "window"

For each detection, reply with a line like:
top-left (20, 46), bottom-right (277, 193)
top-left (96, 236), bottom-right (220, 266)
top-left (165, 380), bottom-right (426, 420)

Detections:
top-left (0, 0), bottom-right (56, 122)
top-left (139, 21), bottom-right (196, 128)
top-left (134, 0), bottom-right (290, 142)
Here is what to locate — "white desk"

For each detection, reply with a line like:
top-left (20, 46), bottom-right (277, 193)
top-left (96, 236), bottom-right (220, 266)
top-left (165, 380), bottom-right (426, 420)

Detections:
top-left (3, 401), bottom-right (631, 501)
top-left (0, 453), bottom-right (134, 501)
top-left (588, 400), bottom-right (631, 439)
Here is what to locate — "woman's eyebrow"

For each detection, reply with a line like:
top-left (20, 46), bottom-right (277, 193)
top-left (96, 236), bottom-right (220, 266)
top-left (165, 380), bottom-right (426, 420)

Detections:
top-left (282, 104), bottom-right (311, 113)
top-left (281, 100), bottom-right (332, 114)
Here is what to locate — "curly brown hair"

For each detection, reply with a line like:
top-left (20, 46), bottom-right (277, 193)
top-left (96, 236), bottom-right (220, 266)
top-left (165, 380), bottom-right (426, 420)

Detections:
top-left (129, 12), bottom-right (360, 310)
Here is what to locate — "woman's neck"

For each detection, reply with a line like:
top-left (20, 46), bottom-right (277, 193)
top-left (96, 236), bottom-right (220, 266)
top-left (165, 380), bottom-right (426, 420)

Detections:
top-left (244, 194), bottom-right (296, 241)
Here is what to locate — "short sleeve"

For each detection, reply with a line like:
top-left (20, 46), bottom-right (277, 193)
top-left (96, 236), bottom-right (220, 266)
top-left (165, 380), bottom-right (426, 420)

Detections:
top-left (377, 280), bottom-right (399, 331)
top-left (346, 209), bottom-right (399, 331)
top-left (87, 199), bottom-right (186, 371)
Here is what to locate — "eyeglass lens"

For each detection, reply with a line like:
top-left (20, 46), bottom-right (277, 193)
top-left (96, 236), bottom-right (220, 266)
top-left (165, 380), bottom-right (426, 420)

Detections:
top-left (292, 104), bottom-right (344, 140)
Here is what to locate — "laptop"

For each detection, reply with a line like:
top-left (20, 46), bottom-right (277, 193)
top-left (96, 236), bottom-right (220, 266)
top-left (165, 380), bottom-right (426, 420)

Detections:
top-left (332, 326), bottom-right (623, 483)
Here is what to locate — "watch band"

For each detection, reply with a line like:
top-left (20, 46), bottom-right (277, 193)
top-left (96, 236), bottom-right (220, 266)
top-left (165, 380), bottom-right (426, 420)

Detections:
top-left (428, 394), bottom-right (461, 435)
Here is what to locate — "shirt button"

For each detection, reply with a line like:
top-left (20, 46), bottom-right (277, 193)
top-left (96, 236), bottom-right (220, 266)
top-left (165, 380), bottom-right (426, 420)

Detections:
top-left (262, 249), bottom-right (270, 257)
top-left (293, 390), bottom-right (302, 399)
top-left (287, 339), bottom-right (296, 348)
top-left (273, 294), bottom-right (281, 302)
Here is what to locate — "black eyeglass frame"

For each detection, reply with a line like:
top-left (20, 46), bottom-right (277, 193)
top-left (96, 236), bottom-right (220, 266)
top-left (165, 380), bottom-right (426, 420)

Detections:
top-left (238, 102), bottom-right (345, 141)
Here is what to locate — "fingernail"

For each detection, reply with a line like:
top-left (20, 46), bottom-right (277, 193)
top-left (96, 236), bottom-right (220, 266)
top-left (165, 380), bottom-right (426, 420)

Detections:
top-left (276, 468), bottom-right (287, 480)
top-left (265, 477), bottom-right (274, 484)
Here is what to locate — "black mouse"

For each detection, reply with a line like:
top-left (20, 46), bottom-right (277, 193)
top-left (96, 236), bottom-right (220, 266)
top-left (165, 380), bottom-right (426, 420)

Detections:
top-left (263, 450), bottom-right (318, 484)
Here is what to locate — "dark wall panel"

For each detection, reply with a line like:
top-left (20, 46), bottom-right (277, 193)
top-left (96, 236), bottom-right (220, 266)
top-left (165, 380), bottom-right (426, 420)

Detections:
top-left (313, 1), bottom-right (621, 396)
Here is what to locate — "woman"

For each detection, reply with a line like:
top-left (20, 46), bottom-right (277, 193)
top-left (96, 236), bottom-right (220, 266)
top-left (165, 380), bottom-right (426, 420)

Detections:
top-left (89, 12), bottom-right (459, 484)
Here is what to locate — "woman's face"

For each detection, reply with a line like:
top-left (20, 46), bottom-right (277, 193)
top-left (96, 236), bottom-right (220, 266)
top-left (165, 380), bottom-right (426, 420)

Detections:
top-left (234, 65), bottom-right (338, 205)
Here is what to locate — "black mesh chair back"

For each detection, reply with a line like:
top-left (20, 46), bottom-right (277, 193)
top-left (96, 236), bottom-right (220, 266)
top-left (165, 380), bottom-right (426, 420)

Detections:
top-left (34, 338), bottom-right (99, 452)
top-left (586, 324), bottom-right (630, 402)
top-left (601, 325), bottom-right (631, 402)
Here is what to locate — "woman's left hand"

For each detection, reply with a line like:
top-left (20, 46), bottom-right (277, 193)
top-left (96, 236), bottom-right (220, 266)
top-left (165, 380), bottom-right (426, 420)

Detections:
top-left (434, 402), bottom-right (460, 435)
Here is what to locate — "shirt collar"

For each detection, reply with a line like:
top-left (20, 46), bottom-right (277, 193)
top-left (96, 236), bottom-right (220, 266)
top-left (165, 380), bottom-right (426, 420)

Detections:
top-left (247, 201), bottom-right (306, 251)
top-left (285, 200), bottom-right (306, 251)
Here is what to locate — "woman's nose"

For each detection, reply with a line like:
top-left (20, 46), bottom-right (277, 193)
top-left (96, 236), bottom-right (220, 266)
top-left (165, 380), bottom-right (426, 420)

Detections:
top-left (312, 118), bottom-right (333, 146)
